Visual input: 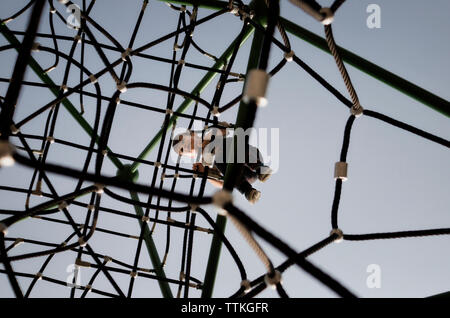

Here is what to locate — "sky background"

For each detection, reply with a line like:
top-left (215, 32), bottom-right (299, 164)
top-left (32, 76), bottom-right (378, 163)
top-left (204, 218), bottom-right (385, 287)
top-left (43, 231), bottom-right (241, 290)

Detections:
top-left (0, 0), bottom-right (449, 298)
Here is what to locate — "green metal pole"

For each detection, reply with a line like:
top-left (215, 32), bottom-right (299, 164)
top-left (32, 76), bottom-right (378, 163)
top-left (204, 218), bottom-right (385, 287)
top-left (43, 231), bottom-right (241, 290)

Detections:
top-left (129, 191), bottom-right (174, 298)
top-left (0, 23), bottom-right (124, 169)
top-left (129, 26), bottom-right (255, 173)
top-left (280, 17), bottom-right (450, 118)
top-left (201, 3), bottom-right (267, 298)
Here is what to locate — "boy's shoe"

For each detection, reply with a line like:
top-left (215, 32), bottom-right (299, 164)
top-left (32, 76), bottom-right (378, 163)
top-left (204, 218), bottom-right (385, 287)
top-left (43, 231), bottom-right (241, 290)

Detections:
top-left (258, 167), bottom-right (272, 183)
top-left (245, 188), bottom-right (261, 204)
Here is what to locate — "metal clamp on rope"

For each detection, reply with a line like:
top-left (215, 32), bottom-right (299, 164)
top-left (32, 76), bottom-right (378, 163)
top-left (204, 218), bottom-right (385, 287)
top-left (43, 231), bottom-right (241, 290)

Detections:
top-left (117, 81), bottom-right (127, 93)
top-left (0, 222), bottom-right (8, 236)
top-left (0, 141), bottom-right (15, 167)
top-left (211, 106), bottom-right (220, 117)
top-left (212, 190), bottom-right (233, 216)
top-left (284, 50), bottom-right (295, 62)
top-left (350, 104), bottom-right (364, 117)
top-left (334, 161), bottom-right (348, 181)
top-left (240, 279), bottom-right (252, 294)
top-left (89, 74), bottom-right (98, 84)
top-left (243, 69), bottom-right (270, 107)
top-left (289, 1), bottom-right (334, 25)
top-left (58, 201), bottom-right (68, 211)
top-left (78, 237), bottom-right (87, 247)
top-left (121, 48), bottom-right (132, 61)
top-left (10, 125), bottom-right (20, 135)
top-left (31, 42), bottom-right (40, 52)
top-left (330, 228), bottom-right (344, 243)
top-left (264, 270), bottom-right (282, 290)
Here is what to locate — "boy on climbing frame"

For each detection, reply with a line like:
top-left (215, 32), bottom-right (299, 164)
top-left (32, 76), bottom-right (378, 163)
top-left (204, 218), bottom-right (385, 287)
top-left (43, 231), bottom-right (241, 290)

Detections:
top-left (172, 122), bottom-right (271, 204)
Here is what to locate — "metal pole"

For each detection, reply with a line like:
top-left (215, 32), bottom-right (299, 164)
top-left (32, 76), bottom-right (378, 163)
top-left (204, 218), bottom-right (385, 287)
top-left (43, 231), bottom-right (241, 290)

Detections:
top-left (201, 0), bottom-right (269, 297)
top-left (129, 191), bottom-right (174, 298)
top-left (280, 17), bottom-right (450, 118)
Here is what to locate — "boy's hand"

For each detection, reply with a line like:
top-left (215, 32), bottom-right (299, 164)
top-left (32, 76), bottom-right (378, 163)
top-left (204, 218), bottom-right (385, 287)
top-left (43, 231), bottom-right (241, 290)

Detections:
top-left (192, 162), bottom-right (205, 173)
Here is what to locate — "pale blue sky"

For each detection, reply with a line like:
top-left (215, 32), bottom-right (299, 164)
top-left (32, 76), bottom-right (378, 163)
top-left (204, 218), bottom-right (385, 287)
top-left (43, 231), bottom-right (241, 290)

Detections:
top-left (0, 0), bottom-right (449, 298)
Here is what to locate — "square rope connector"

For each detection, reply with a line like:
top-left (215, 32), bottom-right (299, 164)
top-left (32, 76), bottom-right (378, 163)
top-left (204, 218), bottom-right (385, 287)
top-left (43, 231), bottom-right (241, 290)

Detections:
top-left (103, 255), bottom-right (113, 263)
top-left (350, 105), bottom-right (364, 118)
top-left (78, 237), bottom-right (87, 247)
top-left (32, 181), bottom-right (43, 197)
top-left (178, 59), bottom-right (185, 65)
top-left (115, 97), bottom-right (121, 105)
top-left (284, 50), bottom-right (295, 62)
top-left (0, 222), bottom-right (8, 236)
top-left (173, 43), bottom-right (181, 51)
top-left (94, 183), bottom-right (104, 194)
top-left (36, 272), bottom-right (43, 281)
top-left (58, 201), bottom-right (68, 211)
top-left (74, 35), bottom-right (82, 44)
top-left (46, 136), bottom-right (55, 144)
top-left (166, 108), bottom-right (173, 116)
top-left (85, 285), bottom-right (92, 293)
top-left (243, 69), bottom-right (270, 107)
top-left (87, 204), bottom-right (95, 212)
top-left (320, 8), bottom-right (334, 25)
top-left (240, 279), bottom-right (252, 294)
top-left (160, 172), bottom-right (166, 180)
top-left (14, 238), bottom-right (25, 247)
top-left (117, 81), bottom-right (127, 93)
top-left (334, 162), bottom-right (348, 181)
top-left (211, 106), bottom-right (220, 117)
top-left (0, 141), bottom-right (15, 168)
top-left (141, 216), bottom-right (150, 223)
top-left (174, 173), bottom-right (180, 179)
top-left (10, 125), bottom-right (20, 135)
top-left (61, 85), bottom-right (68, 93)
top-left (31, 42), bottom-right (40, 52)
top-left (121, 48), bottom-right (132, 61)
top-left (154, 161), bottom-right (161, 168)
top-left (264, 270), bottom-right (282, 290)
top-left (130, 271), bottom-right (138, 279)
top-left (330, 228), bottom-right (344, 243)
top-left (212, 190), bottom-right (233, 216)
top-left (89, 74), bottom-right (98, 84)
top-left (189, 203), bottom-right (198, 213)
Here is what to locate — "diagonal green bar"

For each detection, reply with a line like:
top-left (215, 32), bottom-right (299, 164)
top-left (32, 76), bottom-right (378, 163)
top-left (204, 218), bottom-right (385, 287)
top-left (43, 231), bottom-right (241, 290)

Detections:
top-left (279, 17), bottom-right (450, 118)
top-left (129, 25), bottom-right (255, 173)
top-left (201, 0), bottom-right (269, 298)
top-left (0, 22), bottom-right (124, 169)
top-left (129, 191), bottom-right (173, 298)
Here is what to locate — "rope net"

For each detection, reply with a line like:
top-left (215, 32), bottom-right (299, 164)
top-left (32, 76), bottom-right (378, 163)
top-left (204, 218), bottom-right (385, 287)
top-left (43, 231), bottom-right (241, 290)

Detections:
top-left (0, 0), bottom-right (449, 298)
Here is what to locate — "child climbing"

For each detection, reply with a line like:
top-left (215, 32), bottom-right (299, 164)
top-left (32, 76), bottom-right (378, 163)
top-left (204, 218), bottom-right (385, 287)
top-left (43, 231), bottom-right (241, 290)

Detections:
top-left (172, 123), bottom-right (271, 204)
